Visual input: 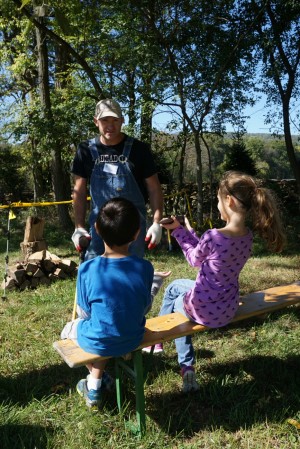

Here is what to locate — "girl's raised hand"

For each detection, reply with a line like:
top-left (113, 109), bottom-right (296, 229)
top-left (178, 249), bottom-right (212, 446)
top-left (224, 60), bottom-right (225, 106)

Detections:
top-left (159, 215), bottom-right (183, 230)
top-left (183, 216), bottom-right (193, 231)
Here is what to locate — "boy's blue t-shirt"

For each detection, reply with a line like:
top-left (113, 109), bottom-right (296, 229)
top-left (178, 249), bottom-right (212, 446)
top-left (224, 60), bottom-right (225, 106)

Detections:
top-left (76, 255), bottom-right (154, 356)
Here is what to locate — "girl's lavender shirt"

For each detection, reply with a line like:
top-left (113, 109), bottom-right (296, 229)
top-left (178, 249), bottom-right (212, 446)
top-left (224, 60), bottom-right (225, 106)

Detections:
top-left (172, 227), bottom-right (253, 328)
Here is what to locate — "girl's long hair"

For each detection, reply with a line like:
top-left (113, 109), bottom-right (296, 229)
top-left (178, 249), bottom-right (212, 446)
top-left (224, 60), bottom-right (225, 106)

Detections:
top-left (219, 171), bottom-right (285, 252)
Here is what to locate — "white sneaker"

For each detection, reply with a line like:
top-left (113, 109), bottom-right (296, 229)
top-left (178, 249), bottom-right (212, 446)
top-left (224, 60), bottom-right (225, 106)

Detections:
top-left (181, 369), bottom-right (200, 393)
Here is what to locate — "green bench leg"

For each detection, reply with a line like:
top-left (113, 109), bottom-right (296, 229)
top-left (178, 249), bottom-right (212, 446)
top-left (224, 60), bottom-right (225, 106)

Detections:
top-left (115, 357), bottom-right (123, 413)
top-left (132, 350), bottom-right (146, 436)
top-left (114, 350), bottom-right (146, 437)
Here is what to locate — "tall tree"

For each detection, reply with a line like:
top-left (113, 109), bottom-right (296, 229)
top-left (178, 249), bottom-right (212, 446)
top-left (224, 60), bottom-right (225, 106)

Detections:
top-left (143, 0), bottom-right (257, 222)
top-left (33, 4), bottom-right (72, 228)
top-left (249, 0), bottom-right (300, 199)
top-left (2, 0), bottom-right (106, 228)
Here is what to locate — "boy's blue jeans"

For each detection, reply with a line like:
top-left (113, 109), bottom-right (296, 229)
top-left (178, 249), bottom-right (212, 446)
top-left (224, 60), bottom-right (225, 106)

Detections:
top-left (159, 279), bottom-right (195, 368)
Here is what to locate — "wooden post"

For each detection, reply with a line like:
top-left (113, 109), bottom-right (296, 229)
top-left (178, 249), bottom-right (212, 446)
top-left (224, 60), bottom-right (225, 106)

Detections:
top-left (20, 216), bottom-right (48, 261)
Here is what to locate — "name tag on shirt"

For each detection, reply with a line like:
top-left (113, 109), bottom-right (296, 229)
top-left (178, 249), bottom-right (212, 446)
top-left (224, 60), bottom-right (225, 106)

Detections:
top-left (103, 163), bottom-right (118, 174)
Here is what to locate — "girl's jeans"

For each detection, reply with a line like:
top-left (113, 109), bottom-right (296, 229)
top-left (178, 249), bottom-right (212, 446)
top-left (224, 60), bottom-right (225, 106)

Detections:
top-left (159, 279), bottom-right (195, 368)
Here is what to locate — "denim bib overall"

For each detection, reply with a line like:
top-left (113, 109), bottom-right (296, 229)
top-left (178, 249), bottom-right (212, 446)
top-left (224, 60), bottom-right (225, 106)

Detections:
top-left (85, 137), bottom-right (147, 260)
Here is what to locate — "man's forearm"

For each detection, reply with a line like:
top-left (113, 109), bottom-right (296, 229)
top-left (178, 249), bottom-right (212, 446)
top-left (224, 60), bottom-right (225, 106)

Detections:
top-left (73, 198), bottom-right (88, 228)
top-left (150, 194), bottom-right (163, 223)
top-left (146, 174), bottom-right (164, 223)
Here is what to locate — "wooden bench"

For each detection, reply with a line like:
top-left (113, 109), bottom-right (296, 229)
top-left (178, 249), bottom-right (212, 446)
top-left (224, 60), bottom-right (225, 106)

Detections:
top-left (53, 281), bottom-right (300, 436)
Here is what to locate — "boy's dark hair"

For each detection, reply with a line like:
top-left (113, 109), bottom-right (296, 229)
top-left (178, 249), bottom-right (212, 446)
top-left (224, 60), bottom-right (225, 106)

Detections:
top-left (95, 197), bottom-right (140, 247)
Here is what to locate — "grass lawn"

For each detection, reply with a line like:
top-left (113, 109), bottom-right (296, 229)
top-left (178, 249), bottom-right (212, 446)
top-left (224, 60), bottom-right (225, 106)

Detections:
top-left (0, 214), bottom-right (300, 448)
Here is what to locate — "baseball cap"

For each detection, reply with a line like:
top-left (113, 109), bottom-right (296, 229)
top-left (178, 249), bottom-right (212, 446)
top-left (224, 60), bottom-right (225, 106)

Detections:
top-left (95, 99), bottom-right (123, 119)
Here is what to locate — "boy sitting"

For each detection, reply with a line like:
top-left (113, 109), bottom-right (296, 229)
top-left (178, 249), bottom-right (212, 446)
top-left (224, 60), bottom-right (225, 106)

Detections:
top-left (61, 197), bottom-right (170, 407)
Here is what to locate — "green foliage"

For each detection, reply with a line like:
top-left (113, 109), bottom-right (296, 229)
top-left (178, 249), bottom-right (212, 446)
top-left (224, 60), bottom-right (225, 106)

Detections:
top-left (151, 131), bottom-right (185, 185)
top-left (221, 140), bottom-right (257, 176)
top-left (0, 0), bottom-right (300, 220)
top-left (0, 142), bottom-right (32, 202)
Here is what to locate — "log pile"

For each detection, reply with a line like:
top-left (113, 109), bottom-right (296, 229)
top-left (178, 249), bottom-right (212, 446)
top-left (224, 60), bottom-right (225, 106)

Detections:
top-left (2, 249), bottom-right (78, 291)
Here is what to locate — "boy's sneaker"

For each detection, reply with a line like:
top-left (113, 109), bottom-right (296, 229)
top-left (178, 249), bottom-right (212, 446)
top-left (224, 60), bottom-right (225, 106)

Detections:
top-left (142, 343), bottom-right (164, 354)
top-left (181, 366), bottom-right (200, 393)
top-left (86, 372), bottom-right (114, 392)
top-left (76, 379), bottom-right (102, 408)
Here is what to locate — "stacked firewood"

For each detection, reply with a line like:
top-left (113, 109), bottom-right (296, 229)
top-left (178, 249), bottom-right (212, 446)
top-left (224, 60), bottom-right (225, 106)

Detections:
top-left (2, 250), bottom-right (78, 291)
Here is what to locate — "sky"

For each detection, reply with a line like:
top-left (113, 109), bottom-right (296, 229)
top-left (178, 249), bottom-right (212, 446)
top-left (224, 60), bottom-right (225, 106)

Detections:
top-left (237, 99), bottom-right (299, 135)
top-left (230, 98), bottom-right (271, 134)
top-left (151, 96), bottom-right (299, 135)
top-left (151, 98), bottom-right (271, 135)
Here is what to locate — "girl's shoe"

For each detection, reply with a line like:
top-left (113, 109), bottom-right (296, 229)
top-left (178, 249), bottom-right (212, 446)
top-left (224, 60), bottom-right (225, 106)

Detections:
top-left (142, 343), bottom-right (164, 354)
top-left (181, 366), bottom-right (200, 393)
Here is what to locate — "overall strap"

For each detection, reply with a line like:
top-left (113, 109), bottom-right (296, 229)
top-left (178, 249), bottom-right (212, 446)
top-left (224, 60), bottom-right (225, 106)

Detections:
top-left (88, 138), bottom-right (99, 161)
top-left (122, 136), bottom-right (134, 158)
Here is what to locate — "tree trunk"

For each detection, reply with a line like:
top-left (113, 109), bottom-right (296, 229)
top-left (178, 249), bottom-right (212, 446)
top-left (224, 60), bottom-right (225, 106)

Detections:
top-left (262, 1), bottom-right (300, 206)
top-left (30, 137), bottom-right (46, 201)
top-left (126, 70), bottom-right (137, 135)
top-left (194, 132), bottom-right (203, 225)
top-left (178, 126), bottom-right (188, 190)
top-left (140, 106), bottom-right (153, 144)
top-left (140, 76), bottom-right (154, 144)
top-left (282, 101), bottom-right (300, 203)
top-left (35, 10), bottom-right (72, 229)
top-left (201, 133), bottom-right (214, 220)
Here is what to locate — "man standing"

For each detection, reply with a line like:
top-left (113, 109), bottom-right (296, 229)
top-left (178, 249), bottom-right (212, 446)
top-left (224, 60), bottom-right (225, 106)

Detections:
top-left (71, 99), bottom-right (163, 259)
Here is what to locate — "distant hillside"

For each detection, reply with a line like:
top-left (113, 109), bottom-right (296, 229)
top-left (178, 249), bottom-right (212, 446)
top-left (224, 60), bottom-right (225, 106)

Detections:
top-left (152, 131), bottom-right (299, 183)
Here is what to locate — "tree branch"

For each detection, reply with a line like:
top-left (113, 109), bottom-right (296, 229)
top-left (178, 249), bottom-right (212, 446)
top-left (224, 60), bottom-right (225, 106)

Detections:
top-left (12, 0), bottom-right (105, 99)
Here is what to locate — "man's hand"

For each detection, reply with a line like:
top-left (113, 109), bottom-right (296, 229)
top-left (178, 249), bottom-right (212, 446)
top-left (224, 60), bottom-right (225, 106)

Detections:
top-left (72, 228), bottom-right (91, 251)
top-left (145, 222), bottom-right (162, 249)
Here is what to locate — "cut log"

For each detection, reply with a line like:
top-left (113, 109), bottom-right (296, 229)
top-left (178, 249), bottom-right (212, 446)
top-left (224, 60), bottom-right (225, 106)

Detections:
top-left (23, 216), bottom-right (45, 242)
top-left (25, 263), bottom-right (39, 276)
top-left (48, 273), bottom-right (59, 282)
top-left (43, 259), bottom-right (56, 273)
top-left (32, 267), bottom-right (45, 278)
top-left (27, 250), bottom-right (47, 264)
top-left (19, 279), bottom-right (31, 291)
top-left (20, 241), bottom-right (47, 262)
top-left (39, 277), bottom-right (51, 286)
top-left (48, 253), bottom-right (61, 262)
top-left (8, 267), bottom-right (26, 284)
top-left (1, 276), bottom-right (17, 291)
top-left (30, 277), bottom-right (40, 289)
top-left (53, 268), bottom-right (68, 279)
top-left (59, 259), bottom-right (77, 274)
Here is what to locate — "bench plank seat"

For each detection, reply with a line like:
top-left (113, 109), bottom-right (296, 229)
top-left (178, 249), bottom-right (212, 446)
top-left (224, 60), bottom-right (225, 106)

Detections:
top-left (53, 281), bottom-right (300, 368)
top-left (52, 281), bottom-right (300, 436)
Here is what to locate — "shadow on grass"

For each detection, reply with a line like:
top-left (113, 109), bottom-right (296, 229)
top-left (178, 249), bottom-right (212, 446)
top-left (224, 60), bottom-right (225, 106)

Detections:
top-left (1, 353), bottom-right (299, 439)
top-left (0, 363), bottom-right (85, 406)
top-left (0, 424), bottom-right (52, 449)
top-left (145, 353), bottom-right (300, 437)
top-left (143, 307), bottom-right (300, 436)
top-left (0, 361), bottom-right (121, 414)
top-left (0, 356), bottom-right (162, 418)
top-left (1, 308), bottom-right (299, 439)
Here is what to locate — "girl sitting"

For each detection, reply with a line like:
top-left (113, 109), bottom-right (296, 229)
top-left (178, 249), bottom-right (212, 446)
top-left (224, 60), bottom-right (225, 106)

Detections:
top-left (158, 171), bottom-right (285, 393)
